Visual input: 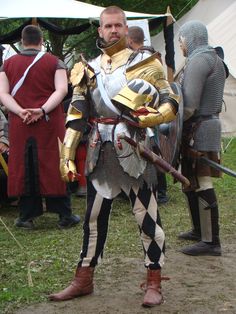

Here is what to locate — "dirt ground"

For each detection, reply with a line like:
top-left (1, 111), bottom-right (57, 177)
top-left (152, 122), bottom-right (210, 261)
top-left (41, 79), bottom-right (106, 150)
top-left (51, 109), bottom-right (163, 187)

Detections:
top-left (14, 240), bottom-right (236, 314)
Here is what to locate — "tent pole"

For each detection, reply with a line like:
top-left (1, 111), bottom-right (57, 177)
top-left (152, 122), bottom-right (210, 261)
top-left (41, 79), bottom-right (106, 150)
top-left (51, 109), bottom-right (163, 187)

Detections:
top-left (166, 6), bottom-right (174, 83)
top-left (31, 18), bottom-right (38, 25)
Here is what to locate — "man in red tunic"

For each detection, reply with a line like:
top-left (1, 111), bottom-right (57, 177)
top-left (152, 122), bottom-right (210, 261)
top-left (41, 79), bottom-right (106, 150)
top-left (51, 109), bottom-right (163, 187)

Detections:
top-left (0, 25), bottom-right (80, 229)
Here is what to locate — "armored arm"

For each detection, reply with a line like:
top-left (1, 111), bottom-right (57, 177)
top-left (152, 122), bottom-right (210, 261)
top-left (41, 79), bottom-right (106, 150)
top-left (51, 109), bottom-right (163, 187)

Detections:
top-left (113, 54), bottom-right (179, 128)
top-left (60, 62), bottom-right (90, 182)
top-left (59, 127), bottom-right (82, 182)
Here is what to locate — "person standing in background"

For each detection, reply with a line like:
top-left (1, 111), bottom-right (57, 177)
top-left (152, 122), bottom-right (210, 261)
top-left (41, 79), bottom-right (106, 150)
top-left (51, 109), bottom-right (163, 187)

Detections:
top-left (0, 25), bottom-right (80, 229)
top-left (177, 20), bottom-right (226, 256)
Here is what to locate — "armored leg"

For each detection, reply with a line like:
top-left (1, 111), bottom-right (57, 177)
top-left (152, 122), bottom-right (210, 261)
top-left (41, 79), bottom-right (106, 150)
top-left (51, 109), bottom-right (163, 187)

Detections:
top-left (180, 188), bottom-right (221, 256)
top-left (178, 191), bottom-right (201, 241)
top-left (129, 182), bottom-right (165, 307)
top-left (198, 188), bottom-right (220, 244)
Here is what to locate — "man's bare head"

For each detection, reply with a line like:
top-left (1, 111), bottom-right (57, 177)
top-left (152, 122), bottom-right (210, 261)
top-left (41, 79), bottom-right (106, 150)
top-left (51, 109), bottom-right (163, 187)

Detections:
top-left (99, 6), bottom-right (126, 26)
top-left (128, 26), bottom-right (145, 50)
top-left (98, 6), bottom-right (128, 45)
top-left (21, 25), bottom-right (43, 47)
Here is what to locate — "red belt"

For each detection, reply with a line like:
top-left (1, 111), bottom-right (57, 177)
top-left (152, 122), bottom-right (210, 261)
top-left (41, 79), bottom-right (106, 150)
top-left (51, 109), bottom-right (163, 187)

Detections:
top-left (89, 117), bottom-right (139, 127)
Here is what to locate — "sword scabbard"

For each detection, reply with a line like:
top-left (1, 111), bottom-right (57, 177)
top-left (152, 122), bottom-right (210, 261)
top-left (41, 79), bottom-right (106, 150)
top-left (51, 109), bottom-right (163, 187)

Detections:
top-left (118, 134), bottom-right (190, 187)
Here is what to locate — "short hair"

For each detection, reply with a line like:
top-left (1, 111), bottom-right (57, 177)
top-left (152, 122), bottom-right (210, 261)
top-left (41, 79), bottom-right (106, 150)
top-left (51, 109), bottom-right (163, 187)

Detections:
top-left (128, 26), bottom-right (145, 45)
top-left (21, 25), bottom-right (43, 46)
top-left (100, 6), bottom-right (126, 26)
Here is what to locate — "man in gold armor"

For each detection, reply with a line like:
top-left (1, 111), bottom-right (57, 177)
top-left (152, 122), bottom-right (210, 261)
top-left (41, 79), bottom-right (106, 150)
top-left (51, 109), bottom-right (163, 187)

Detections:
top-left (49, 6), bottom-right (179, 307)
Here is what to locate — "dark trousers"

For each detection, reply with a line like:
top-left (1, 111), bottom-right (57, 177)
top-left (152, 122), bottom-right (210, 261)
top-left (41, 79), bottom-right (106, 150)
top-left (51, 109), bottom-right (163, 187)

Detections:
top-left (18, 194), bottom-right (72, 221)
top-left (18, 139), bottom-right (71, 221)
top-left (157, 173), bottom-right (167, 196)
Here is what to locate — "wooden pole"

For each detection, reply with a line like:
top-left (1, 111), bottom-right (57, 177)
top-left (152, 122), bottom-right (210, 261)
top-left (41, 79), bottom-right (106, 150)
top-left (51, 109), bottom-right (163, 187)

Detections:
top-left (0, 154), bottom-right (8, 176)
top-left (166, 6), bottom-right (175, 83)
top-left (31, 18), bottom-right (38, 26)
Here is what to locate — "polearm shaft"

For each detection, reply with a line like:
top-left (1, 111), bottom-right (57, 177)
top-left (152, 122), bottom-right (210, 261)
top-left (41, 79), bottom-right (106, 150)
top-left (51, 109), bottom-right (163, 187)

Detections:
top-left (200, 156), bottom-right (236, 178)
top-left (118, 134), bottom-right (190, 187)
top-left (0, 153), bottom-right (8, 176)
top-left (184, 146), bottom-right (236, 179)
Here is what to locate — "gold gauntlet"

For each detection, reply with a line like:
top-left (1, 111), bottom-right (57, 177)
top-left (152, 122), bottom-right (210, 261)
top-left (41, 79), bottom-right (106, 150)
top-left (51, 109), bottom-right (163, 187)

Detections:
top-left (137, 103), bottom-right (177, 128)
top-left (59, 128), bottom-right (82, 182)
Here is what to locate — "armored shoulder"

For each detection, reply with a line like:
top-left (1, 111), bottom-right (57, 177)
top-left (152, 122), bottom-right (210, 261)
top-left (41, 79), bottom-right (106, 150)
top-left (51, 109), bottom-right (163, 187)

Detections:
top-left (126, 53), bottom-right (165, 88)
top-left (70, 60), bottom-right (95, 87)
top-left (70, 62), bottom-right (86, 87)
top-left (126, 53), bottom-right (179, 105)
top-left (66, 60), bottom-right (92, 127)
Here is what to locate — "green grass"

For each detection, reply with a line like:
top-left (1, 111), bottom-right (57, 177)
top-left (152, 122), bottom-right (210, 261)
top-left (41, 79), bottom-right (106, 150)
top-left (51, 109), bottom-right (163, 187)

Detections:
top-left (0, 137), bottom-right (235, 313)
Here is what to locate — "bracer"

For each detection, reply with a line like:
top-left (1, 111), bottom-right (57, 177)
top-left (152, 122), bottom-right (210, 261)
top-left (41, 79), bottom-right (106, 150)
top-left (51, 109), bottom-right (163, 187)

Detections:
top-left (59, 128), bottom-right (82, 182)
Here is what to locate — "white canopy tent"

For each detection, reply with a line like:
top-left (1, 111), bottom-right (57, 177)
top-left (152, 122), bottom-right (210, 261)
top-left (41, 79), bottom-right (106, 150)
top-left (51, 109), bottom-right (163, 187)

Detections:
top-left (152, 0), bottom-right (236, 136)
top-left (0, 0), bottom-right (171, 20)
top-left (0, 0), bottom-right (174, 71)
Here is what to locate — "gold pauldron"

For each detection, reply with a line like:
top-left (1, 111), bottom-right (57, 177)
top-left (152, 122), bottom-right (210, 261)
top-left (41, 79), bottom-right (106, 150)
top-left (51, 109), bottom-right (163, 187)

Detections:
top-left (60, 128), bottom-right (82, 160)
top-left (126, 55), bottom-right (165, 86)
top-left (112, 85), bottom-right (153, 111)
top-left (70, 62), bottom-right (86, 86)
top-left (70, 60), bottom-right (95, 88)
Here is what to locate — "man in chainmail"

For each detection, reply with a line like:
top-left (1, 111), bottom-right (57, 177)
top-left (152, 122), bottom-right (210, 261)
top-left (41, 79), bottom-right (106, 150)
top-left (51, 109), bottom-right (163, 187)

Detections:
top-left (177, 20), bottom-right (226, 256)
top-left (49, 6), bottom-right (179, 308)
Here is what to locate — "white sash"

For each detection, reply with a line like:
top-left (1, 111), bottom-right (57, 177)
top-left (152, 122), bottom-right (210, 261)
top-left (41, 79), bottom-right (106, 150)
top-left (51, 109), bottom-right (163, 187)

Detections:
top-left (11, 51), bottom-right (45, 97)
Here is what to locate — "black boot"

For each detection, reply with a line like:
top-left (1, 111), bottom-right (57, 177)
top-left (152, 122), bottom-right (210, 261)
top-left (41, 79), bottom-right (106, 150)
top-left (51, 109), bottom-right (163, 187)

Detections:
top-left (58, 214), bottom-right (80, 228)
top-left (178, 230), bottom-right (201, 241)
top-left (178, 191), bottom-right (201, 241)
top-left (157, 174), bottom-right (168, 205)
top-left (180, 241), bottom-right (221, 256)
top-left (181, 189), bottom-right (221, 256)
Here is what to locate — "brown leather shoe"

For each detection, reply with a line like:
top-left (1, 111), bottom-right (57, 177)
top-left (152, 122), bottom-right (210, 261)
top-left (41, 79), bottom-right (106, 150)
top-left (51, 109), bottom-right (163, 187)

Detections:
top-left (142, 269), bottom-right (169, 308)
top-left (49, 266), bottom-right (94, 301)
